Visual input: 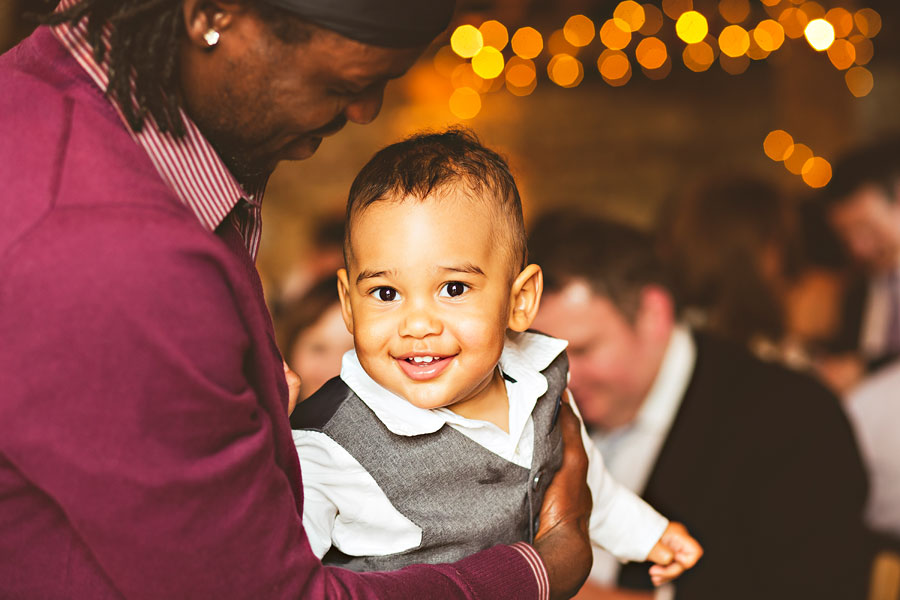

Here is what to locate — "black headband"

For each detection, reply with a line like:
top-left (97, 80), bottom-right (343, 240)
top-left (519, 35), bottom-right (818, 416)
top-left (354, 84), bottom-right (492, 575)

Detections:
top-left (260, 0), bottom-right (456, 48)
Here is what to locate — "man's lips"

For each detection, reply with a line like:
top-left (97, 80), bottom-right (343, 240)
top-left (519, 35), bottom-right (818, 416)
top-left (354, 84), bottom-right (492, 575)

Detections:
top-left (395, 353), bottom-right (455, 381)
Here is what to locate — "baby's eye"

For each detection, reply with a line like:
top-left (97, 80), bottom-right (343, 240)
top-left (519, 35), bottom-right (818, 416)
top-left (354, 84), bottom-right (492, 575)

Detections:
top-left (439, 282), bottom-right (469, 298)
top-left (371, 287), bottom-right (399, 302)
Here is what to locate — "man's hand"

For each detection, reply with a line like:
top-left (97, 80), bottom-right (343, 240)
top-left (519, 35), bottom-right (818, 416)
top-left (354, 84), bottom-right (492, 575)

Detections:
top-left (534, 395), bottom-right (593, 600)
top-left (646, 521), bottom-right (703, 586)
top-left (284, 361), bottom-right (301, 416)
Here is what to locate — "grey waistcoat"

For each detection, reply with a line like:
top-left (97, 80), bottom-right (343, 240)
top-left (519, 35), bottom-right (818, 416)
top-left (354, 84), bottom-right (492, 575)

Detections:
top-left (291, 348), bottom-right (568, 572)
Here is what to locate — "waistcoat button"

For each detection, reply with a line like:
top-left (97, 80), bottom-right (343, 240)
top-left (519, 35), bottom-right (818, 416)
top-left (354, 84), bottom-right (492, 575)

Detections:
top-left (532, 470), bottom-right (542, 490)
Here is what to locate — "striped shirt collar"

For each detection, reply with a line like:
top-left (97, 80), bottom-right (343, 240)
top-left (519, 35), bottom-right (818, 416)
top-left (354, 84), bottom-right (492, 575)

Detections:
top-left (49, 2), bottom-right (265, 259)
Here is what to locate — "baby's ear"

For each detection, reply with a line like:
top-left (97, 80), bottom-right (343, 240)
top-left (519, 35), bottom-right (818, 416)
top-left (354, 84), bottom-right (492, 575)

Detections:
top-left (508, 264), bottom-right (543, 332)
top-left (336, 268), bottom-right (355, 333)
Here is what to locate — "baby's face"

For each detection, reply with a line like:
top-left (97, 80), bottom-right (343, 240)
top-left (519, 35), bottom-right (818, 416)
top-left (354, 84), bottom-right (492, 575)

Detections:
top-left (339, 191), bottom-right (514, 412)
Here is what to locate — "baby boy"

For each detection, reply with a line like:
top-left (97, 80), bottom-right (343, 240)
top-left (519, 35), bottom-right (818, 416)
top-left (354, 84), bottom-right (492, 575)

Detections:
top-left (292, 128), bottom-right (701, 584)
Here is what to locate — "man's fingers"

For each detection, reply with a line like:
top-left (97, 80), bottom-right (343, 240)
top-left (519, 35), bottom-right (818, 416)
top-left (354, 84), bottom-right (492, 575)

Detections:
top-left (649, 562), bottom-right (685, 586)
top-left (646, 543), bottom-right (674, 566)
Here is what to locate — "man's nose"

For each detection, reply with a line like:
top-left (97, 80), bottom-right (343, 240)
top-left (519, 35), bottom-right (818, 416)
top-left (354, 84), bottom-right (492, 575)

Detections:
top-left (344, 86), bottom-right (386, 125)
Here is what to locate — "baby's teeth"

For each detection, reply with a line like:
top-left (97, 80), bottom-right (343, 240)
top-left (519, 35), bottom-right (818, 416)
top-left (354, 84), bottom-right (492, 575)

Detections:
top-left (412, 356), bottom-right (435, 363)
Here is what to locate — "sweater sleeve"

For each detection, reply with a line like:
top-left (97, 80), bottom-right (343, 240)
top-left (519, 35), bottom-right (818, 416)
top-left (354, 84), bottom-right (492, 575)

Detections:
top-left (0, 208), bottom-right (547, 600)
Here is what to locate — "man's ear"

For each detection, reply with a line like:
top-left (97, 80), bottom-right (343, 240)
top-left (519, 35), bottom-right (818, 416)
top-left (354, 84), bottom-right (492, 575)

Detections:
top-left (336, 268), bottom-right (356, 334)
top-left (634, 284), bottom-right (675, 342)
top-left (182, 0), bottom-right (244, 49)
top-left (508, 264), bottom-right (543, 332)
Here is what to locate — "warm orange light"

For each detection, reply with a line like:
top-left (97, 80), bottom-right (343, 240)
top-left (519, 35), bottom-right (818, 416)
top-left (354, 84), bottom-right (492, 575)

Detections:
top-left (802, 157), bottom-right (832, 188)
top-left (825, 7), bottom-right (853, 38)
top-left (548, 29), bottom-right (579, 57)
top-left (662, 0), bottom-right (693, 21)
top-left (760, 0), bottom-right (780, 6)
top-left (636, 37), bottom-right (668, 70)
top-left (682, 41), bottom-right (714, 72)
top-left (676, 11), bottom-right (709, 44)
top-left (799, 1), bottom-right (826, 21)
top-left (479, 20), bottom-right (509, 51)
top-left (746, 33), bottom-right (770, 60)
top-left (548, 54), bottom-right (584, 88)
top-left (643, 57), bottom-right (672, 80)
top-left (720, 54), bottom-right (750, 75)
top-left (785, 143), bottom-right (813, 175)
top-left (448, 87), bottom-right (481, 119)
top-left (719, 25), bottom-right (750, 57)
top-left (472, 46), bottom-right (505, 79)
top-left (854, 8), bottom-right (882, 38)
top-left (511, 27), bottom-right (543, 59)
top-left (640, 3), bottom-right (664, 35)
top-left (451, 25), bottom-right (484, 58)
top-left (753, 20), bottom-right (785, 52)
top-left (615, 1), bottom-right (646, 32)
top-left (563, 15), bottom-right (596, 47)
top-left (845, 66), bottom-right (874, 97)
top-left (450, 63), bottom-right (486, 92)
top-left (804, 19), bottom-right (835, 51)
top-left (849, 35), bottom-right (874, 65)
top-left (600, 18), bottom-right (633, 50)
top-left (433, 45), bottom-right (463, 77)
top-left (779, 8), bottom-right (809, 39)
top-left (719, 0), bottom-right (750, 24)
top-left (505, 57), bottom-right (535, 85)
top-left (827, 39), bottom-right (856, 70)
top-left (505, 77), bottom-right (537, 97)
top-left (764, 130), bottom-right (794, 161)
top-left (598, 49), bottom-right (631, 80)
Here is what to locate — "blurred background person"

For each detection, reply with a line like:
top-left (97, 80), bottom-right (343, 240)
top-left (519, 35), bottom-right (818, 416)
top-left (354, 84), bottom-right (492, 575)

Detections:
top-left (820, 138), bottom-right (900, 372)
top-left (275, 275), bottom-right (353, 405)
top-left (529, 210), bottom-right (869, 600)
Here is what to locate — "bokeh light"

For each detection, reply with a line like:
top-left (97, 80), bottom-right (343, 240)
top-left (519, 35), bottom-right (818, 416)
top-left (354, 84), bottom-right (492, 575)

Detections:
top-left (799, 1), bottom-right (826, 21)
top-left (676, 11), bottom-right (709, 44)
top-left (804, 19), bottom-right (835, 51)
top-left (615, 1), bottom-right (646, 32)
top-left (746, 32), bottom-right (771, 60)
top-left (779, 8), bottom-right (809, 39)
top-left (505, 57), bottom-right (536, 87)
top-left (642, 56), bottom-right (672, 80)
top-left (600, 18), bottom-right (633, 50)
top-left (471, 46), bottom-right (505, 80)
top-left (720, 53), bottom-right (750, 75)
top-left (719, 25), bottom-right (750, 57)
top-left (563, 15), bottom-right (595, 47)
top-left (451, 63), bottom-right (487, 92)
top-left (802, 157), bottom-right (833, 188)
top-left (663, 0), bottom-right (693, 21)
top-left (636, 37), bottom-right (668, 70)
top-left (845, 66), bottom-right (874, 97)
top-left (478, 20), bottom-right (509, 51)
top-left (719, 0), bottom-right (750, 24)
top-left (448, 87), bottom-right (481, 119)
top-left (826, 38), bottom-right (856, 70)
top-left (784, 143), bottom-right (814, 175)
top-left (753, 20), bottom-right (785, 52)
top-left (683, 41), bottom-right (715, 72)
top-left (640, 3), bottom-right (664, 36)
top-left (854, 8), bottom-right (882, 38)
top-left (598, 49), bottom-right (631, 80)
top-left (849, 35), bottom-right (874, 65)
top-left (764, 129), bottom-right (794, 161)
top-left (825, 7), bottom-right (853, 38)
top-left (451, 25), bottom-right (483, 58)
top-left (549, 29), bottom-right (579, 56)
top-left (548, 54), bottom-right (584, 88)
top-left (511, 27), bottom-right (543, 59)
top-left (433, 45), bottom-right (464, 77)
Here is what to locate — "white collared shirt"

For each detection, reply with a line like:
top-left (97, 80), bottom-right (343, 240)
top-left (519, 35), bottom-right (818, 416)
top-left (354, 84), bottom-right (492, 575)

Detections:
top-left (587, 326), bottom-right (696, 599)
top-left (293, 331), bottom-right (668, 562)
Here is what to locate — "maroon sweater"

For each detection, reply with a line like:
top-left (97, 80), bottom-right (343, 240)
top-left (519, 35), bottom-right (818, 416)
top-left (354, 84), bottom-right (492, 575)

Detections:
top-left (0, 28), bottom-right (542, 599)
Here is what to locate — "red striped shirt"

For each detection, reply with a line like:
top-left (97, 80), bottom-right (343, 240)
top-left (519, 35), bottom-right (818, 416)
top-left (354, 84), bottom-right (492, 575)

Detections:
top-left (49, 1), bottom-right (264, 260)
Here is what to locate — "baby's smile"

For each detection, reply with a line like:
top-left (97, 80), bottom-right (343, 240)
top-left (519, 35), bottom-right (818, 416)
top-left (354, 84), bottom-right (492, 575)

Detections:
top-left (395, 352), bottom-right (455, 381)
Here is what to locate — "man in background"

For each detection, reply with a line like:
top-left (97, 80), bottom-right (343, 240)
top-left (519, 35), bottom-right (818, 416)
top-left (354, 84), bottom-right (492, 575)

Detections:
top-left (530, 212), bottom-right (870, 600)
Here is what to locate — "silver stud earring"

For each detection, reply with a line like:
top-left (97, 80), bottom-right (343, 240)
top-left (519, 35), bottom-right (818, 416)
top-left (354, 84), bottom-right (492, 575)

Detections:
top-left (203, 29), bottom-right (220, 47)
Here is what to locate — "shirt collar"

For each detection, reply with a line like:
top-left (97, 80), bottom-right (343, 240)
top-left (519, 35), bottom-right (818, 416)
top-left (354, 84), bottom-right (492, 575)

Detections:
top-left (48, 3), bottom-right (265, 258)
top-left (632, 324), bottom-right (696, 433)
top-left (339, 332), bottom-right (568, 437)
